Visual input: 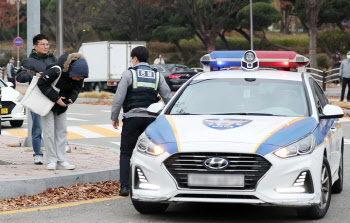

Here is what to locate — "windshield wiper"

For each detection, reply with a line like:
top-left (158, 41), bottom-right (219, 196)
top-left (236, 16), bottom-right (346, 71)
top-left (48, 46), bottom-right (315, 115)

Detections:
top-left (211, 113), bottom-right (276, 116)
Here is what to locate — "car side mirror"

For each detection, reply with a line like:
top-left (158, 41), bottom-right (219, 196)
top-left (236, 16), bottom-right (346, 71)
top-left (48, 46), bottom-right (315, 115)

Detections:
top-left (6, 82), bottom-right (14, 88)
top-left (320, 104), bottom-right (344, 119)
top-left (147, 102), bottom-right (165, 116)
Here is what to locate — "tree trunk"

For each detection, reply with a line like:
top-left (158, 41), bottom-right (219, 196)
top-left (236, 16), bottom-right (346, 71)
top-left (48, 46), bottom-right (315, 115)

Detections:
top-left (218, 30), bottom-right (230, 50)
top-left (234, 28), bottom-right (251, 43)
top-left (173, 41), bottom-right (184, 54)
top-left (280, 10), bottom-right (285, 33)
top-left (309, 25), bottom-right (318, 68)
top-left (207, 39), bottom-right (216, 53)
top-left (336, 22), bottom-right (350, 50)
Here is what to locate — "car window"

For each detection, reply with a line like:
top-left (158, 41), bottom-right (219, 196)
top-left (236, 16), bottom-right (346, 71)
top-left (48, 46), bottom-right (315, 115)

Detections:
top-left (169, 78), bottom-right (309, 117)
top-left (309, 78), bottom-right (328, 114)
top-left (152, 66), bottom-right (166, 72)
top-left (171, 66), bottom-right (193, 72)
top-left (0, 79), bottom-right (7, 87)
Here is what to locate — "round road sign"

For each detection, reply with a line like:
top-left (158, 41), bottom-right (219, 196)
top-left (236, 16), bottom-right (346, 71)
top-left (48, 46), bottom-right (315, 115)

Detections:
top-left (14, 37), bottom-right (23, 47)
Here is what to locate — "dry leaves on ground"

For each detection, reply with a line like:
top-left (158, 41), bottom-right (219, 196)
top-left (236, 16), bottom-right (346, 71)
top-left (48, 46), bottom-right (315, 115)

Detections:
top-left (79, 99), bottom-right (113, 105)
top-left (0, 180), bottom-right (120, 212)
top-left (331, 101), bottom-right (350, 110)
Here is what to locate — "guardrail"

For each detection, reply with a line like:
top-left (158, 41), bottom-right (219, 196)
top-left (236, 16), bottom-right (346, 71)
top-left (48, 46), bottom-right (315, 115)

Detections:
top-left (306, 67), bottom-right (340, 91)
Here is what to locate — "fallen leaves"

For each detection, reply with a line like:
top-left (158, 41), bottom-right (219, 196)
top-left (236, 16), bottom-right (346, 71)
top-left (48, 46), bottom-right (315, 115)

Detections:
top-left (0, 180), bottom-right (120, 212)
top-left (79, 99), bottom-right (113, 105)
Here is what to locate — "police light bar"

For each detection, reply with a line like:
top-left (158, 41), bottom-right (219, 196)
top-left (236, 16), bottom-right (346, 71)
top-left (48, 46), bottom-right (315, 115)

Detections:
top-left (200, 50), bottom-right (310, 71)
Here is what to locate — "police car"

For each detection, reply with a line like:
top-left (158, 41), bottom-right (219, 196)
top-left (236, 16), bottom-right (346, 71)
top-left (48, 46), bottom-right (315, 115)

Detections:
top-left (0, 78), bottom-right (25, 127)
top-left (130, 51), bottom-right (344, 219)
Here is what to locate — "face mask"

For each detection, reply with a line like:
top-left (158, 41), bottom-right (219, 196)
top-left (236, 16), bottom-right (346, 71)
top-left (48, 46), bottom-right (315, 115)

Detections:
top-left (347, 55), bottom-right (350, 59)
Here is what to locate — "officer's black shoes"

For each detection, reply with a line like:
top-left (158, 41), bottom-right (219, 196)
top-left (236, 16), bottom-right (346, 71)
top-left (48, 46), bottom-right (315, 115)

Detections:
top-left (119, 185), bottom-right (130, 196)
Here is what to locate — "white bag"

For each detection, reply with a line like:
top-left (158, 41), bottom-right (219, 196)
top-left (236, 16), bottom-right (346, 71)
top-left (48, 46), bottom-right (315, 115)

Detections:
top-left (21, 66), bottom-right (62, 116)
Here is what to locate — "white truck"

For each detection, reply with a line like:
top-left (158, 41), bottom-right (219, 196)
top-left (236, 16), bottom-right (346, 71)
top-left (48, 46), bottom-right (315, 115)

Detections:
top-left (78, 41), bottom-right (147, 92)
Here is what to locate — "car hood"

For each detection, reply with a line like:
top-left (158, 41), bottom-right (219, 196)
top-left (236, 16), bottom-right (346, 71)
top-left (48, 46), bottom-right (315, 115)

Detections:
top-left (1, 87), bottom-right (20, 101)
top-left (145, 114), bottom-right (318, 156)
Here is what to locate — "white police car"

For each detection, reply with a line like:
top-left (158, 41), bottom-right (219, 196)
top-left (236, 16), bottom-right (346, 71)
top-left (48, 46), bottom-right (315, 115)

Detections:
top-left (130, 51), bottom-right (344, 219)
top-left (0, 79), bottom-right (25, 127)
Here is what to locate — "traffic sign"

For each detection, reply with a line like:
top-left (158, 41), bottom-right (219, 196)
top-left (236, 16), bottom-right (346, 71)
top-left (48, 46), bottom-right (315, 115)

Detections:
top-left (14, 37), bottom-right (23, 47)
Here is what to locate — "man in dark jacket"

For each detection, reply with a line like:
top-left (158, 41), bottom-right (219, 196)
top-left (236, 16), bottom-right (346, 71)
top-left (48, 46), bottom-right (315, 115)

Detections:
top-left (37, 53), bottom-right (88, 170)
top-left (16, 34), bottom-right (57, 165)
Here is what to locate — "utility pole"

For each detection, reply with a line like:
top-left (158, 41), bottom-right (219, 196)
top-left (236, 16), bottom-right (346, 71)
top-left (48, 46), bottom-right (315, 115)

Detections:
top-left (250, 0), bottom-right (253, 50)
top-left (24, 0), bottom-right (40, 147)
top-left (16, 0), bottom-right (20, 67)
top-left (56, 0), bottom-right (64, 57)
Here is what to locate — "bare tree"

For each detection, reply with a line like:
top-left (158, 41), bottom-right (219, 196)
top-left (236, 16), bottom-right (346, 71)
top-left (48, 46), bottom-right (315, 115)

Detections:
top-left (173, 0), bottom-right (249, 52)
top-left (305, 0), bottom-right (325, 68)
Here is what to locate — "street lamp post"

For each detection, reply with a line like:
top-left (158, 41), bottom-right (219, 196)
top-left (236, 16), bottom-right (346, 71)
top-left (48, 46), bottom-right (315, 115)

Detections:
top-left (250, 0), bottom-right (253, 50)
top-left (16, 0), bottom-right (20, 67)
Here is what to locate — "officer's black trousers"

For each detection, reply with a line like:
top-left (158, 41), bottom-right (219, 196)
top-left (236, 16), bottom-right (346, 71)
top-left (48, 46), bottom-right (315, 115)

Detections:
top-left (120, 117), bottom-right (156, 187)
top-left (341, 77), bottom-right (350, 101)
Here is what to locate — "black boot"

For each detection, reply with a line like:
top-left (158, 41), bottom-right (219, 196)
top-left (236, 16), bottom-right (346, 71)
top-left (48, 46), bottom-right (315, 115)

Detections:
top-left (119, 185), bottom-right (130, 196)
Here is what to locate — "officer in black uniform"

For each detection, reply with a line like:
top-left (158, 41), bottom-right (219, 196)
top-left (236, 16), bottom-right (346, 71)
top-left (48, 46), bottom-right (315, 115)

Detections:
top-left (111, 46), bottom-right (172, 196)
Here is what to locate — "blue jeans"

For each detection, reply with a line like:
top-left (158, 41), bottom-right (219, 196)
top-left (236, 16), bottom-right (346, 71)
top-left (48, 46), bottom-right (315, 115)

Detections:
top-left (31, 111), bottom-right (43, 156)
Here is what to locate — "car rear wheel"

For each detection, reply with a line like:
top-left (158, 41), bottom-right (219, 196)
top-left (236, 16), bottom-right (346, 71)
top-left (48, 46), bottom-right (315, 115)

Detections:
top-left (10, 120), bottom-right (23, 127)
top-left (332, 141), bottom-right (344, 194)
top-left (297, 156), bottom-right (332, 220)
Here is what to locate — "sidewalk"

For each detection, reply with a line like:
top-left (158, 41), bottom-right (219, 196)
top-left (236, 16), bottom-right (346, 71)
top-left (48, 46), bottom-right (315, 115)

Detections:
top-left (0, 135), bottom-right (120, 200)
top-left (324, 84), bottom-right (341, 96)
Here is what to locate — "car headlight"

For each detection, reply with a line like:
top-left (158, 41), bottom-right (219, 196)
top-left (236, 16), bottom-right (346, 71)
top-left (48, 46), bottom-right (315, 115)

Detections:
top-left (273, 134), bottom-right (316, 158)
top-left (15, 94), bottom-right (23, 102)
top-left (137, 133), bottom-right (165, 156)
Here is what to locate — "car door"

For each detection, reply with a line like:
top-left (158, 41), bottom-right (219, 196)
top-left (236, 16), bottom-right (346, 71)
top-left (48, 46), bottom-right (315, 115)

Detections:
top-left (310, 78), bottom-right (341, 174)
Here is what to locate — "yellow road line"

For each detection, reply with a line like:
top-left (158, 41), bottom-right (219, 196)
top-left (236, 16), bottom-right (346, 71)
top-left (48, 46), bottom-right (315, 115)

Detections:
top-left (0, 196), bottom-right (126, 215)
top-left (67, 131), bottom-right (85, 139)
top-left (79, 126), bottom-right (121, 137)
top-left (4, 129), bottom-right (28, 137)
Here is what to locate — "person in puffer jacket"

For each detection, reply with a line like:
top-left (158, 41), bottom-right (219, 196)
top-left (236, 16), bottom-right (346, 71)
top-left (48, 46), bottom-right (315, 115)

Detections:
top-left (37, 53), bottom-right (89, 170)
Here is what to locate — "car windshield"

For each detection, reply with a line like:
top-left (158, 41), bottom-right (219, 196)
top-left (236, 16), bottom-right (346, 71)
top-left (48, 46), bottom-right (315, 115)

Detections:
top-left (168, 78), bottom-right (309, 117)
top-left (171, 66), bottom-right (194, 72)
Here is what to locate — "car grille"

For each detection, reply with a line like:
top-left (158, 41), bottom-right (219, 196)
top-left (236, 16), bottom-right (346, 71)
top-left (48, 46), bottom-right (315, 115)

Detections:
top-left (164, 152), bottom-right (272, 190)
top-left (1, 101), bottom-right (16, 114)
top-left (174, 194), bottom-right (258, 199)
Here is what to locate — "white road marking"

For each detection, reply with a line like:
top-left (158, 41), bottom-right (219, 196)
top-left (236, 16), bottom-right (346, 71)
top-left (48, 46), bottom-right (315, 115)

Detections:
top-left (0, 131), bottom-right (12, 136)
top-left (344, 139), bottom-right (350, 145)
top-left (96, 124), bottom-right (122, 134)
top-left (101, 110), bottom-right (111, 113)
top-left (67, 126), bottom-right (105, 138)
top-left (67, 113), bottom-right (92, 116)
top-left (111, 142), bottom-right (120, 146)
top-left (66, 117), bottom-right (89, 121)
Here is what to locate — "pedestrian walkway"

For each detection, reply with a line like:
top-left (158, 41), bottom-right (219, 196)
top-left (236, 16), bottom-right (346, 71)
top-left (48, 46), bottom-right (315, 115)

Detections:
top-left (0, 135), bottom-right (120, 200)
top-left (1, 124), bottom-right (122, 139)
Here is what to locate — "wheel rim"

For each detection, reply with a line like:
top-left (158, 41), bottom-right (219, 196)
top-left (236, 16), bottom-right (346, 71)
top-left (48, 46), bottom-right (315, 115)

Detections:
top-left (95, 85), bottom-right (100, 93)
top-left (318, 164), bottom-right (330, 209)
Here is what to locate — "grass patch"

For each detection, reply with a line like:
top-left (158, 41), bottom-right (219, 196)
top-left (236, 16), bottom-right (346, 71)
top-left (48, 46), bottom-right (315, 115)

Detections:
top-left (78, 91), bottom-right (114, 99)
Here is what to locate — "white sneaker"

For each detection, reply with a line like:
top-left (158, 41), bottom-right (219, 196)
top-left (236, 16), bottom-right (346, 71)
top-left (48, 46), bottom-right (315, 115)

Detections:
top-left (47, 162), bottom-right (57, 170)
top-left (34, 155), bottom-right (43, 165)
top-left (57, 161), bottom-right (75, 170)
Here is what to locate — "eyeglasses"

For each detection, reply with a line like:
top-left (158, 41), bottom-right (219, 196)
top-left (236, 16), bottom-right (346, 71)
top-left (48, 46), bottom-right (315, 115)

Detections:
top-left (37, 44), bottom-right (50, 47)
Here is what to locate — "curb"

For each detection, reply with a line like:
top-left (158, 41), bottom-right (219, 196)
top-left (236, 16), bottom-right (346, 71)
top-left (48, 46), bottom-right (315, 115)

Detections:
top-left (0, 166), bottom-right (119, 200)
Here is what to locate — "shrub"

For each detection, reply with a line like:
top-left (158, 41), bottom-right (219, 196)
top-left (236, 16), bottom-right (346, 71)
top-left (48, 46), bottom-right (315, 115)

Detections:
top-left (318, 28), bottom-right (348, 55)
top-left (317, 54), bottom-right (332, 70)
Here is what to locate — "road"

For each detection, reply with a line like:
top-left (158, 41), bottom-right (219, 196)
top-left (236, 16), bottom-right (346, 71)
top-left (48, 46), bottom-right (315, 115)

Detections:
top-left (1, 103), bottom-right (123, 152)
top-left (0, 115), bottom-right (350, 222)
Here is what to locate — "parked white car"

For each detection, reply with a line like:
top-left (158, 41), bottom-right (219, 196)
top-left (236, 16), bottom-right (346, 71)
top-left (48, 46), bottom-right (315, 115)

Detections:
top-left (130, 51), bottom-right (344, 219)
top-left (0, 79), bottom-right (25, 127)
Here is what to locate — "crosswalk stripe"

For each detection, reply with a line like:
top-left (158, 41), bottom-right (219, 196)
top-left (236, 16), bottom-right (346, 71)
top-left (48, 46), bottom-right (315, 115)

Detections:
top-left (96, 124), bottom-right (122, 134)
top-left (79, 125), bottom-right (121, 137)
top-left (67, 131), bottom-right (85, 139)
top-left (3, 129), bottom-right (28, 137)
top-left (67, 126), bottom-right (105, 138)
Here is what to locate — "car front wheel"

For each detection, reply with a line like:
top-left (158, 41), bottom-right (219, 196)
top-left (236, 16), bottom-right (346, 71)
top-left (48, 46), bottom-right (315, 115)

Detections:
top-left (332, 141), bottom-right (344, 194)
top-left (297, 156), bottom-right (332, 220)
top-left (10, 120), bottom-right (23, 127)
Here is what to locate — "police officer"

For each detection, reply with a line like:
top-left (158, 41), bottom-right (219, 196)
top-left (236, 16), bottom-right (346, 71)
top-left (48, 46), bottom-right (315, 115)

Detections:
top-left (111, 46), bottom-right (172, 196)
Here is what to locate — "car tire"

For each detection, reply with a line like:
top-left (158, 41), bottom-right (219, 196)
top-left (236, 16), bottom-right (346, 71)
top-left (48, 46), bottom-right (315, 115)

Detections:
top-left (131, 199), bottom-right (169, 214)
top-left (297, 156), bottom-right (332, 220)
top-left (94, 83), bottom-right (101, 93)
top-left (332, 141), bottom-right (344, 194)
top-left (10, 120), bottom-right (23, 127)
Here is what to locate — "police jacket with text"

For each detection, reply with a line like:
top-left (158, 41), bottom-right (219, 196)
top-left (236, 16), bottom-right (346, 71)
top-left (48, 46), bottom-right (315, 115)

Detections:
top-left (123, 65), bottom-right (160, 113)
